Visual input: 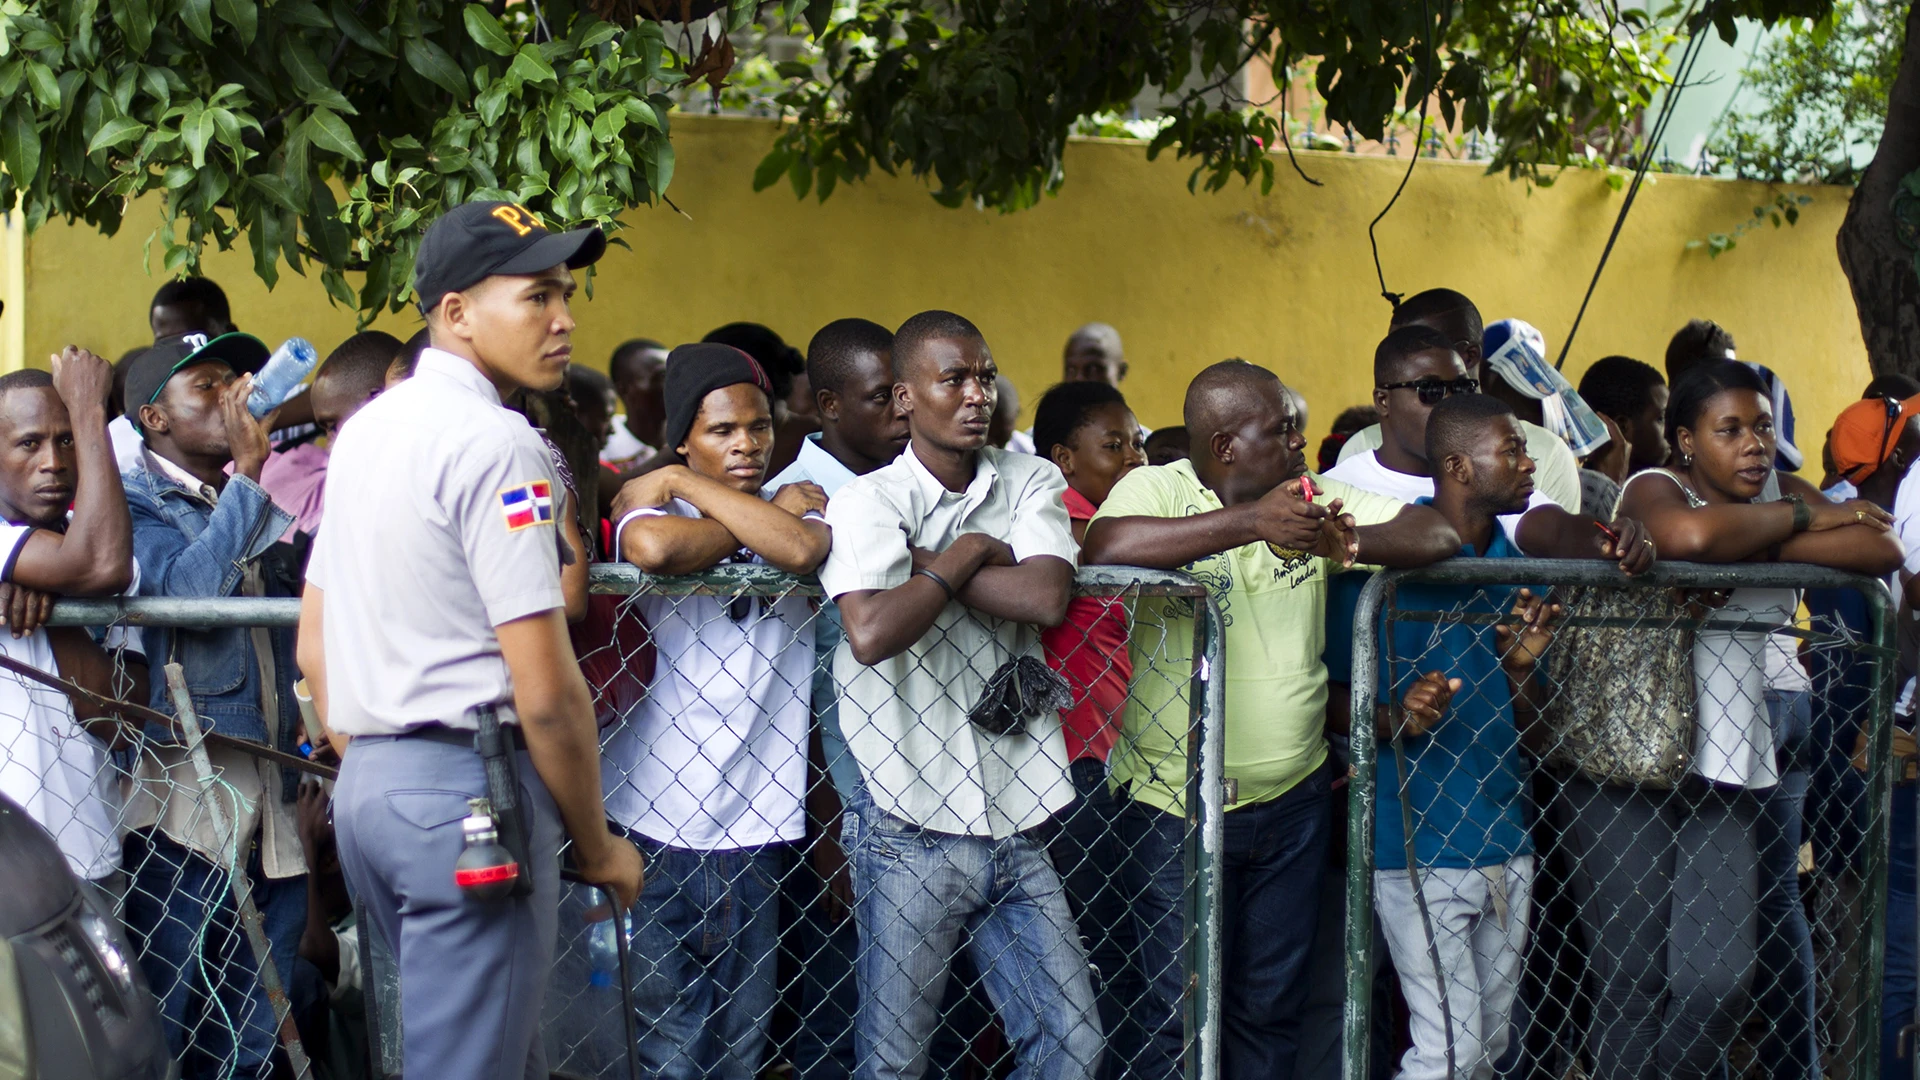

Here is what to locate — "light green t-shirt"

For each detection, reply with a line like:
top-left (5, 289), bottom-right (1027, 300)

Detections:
top-left (1091, 461), bottom-right (1409, 816)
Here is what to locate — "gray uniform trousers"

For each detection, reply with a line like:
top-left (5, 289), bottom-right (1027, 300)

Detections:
top-left (333, 733), bottom-right (562, 1080)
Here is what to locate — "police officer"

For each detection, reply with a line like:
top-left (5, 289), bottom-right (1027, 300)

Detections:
top-left (297, 201), bottom-right (645, 1080)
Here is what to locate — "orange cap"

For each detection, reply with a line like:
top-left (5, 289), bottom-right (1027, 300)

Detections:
top-left (1831, 395), bottom-right (1920, 483)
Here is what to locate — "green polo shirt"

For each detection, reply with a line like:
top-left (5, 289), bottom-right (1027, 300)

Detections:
top-left (1092, 461), bottom-right (1407, 816)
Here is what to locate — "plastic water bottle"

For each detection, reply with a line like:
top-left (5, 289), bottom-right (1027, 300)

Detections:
top-left (246, 337), bottom-right (320, 417)
top-left (586, 913), bottom-right (628, 989)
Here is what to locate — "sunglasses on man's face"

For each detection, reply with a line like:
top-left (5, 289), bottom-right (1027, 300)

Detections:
top-left (1377, 376), bottom-right (1480, 406)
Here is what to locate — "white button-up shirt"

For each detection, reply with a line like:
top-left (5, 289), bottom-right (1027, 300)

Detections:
top-left (307, 348), bottom-right (565, 736)
top-left (818, 444), bottom-right (1079, 838)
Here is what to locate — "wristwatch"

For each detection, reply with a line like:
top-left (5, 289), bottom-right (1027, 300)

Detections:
top-left (1783, 494), bottom-right (1811, 533)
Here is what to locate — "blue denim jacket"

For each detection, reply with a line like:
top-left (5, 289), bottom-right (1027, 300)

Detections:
top-left (123, 459), bottom-right (300, 749)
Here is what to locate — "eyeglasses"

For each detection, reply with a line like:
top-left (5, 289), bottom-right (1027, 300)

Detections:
top-left (1377, 376), bottom-right (1480, 405)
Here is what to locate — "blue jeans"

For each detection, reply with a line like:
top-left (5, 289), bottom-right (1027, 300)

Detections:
top-left (845, 787), bottom-right (1102, 1080)
top-left (1120, 761), bottom-right (1333, 1080)
top-left (626, 837), bottom-right (786, 1080)
top-left (122, 827), bottom-right (308, 1079)
top-left (1886, 780), bottom-right (1917, 1080)
top-left (1048, 758), bottom-right (1149, 1080)
top-left (1754, 690), bottom-right (1817, 1080)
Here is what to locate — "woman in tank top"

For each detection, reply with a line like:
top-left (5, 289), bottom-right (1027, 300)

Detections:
top-left (1567, 360), bottom-right (1898, 1080)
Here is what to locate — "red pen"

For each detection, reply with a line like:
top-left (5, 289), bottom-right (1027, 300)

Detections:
top-left (1301, 476), bottom-right (1317, 503)
top-left (1593, 520), bottom-right (1619, 545)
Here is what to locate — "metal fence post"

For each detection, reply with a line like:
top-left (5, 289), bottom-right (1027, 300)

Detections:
top-left (1344, 569), bottom-right (1389, 1080)
top-left (162, 661), bottom-right (315, 1080)
top-left (1859, 580), bottom-right (1898, 1080)
top-left (1194, 594), bottom-right (1227, 1080)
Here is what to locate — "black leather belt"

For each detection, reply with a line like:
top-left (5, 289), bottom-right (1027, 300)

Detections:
top-left (394, 722), bottom-right (521, 752)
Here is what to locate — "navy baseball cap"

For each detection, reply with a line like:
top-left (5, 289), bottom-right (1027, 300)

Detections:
top-left (124, 331), bottom-right (271, 416)
top-left (413, 201), bottom-right (607, 314)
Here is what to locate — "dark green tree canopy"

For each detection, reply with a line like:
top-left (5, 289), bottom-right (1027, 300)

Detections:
top-left (757, 0), bottom-right (1833, 210)
top-left (0, 0), bottom-right (755, 315)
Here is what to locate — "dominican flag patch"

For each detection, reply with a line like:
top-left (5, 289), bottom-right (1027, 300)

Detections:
top-left (500, 480), bottom-right (555, 532)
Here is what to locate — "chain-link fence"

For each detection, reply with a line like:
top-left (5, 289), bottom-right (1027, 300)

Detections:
top-left (1343, 559), bottom-right (1901, 1080)
top-left (2, 565), bottom-right (1227, 1080)
top-left (529, 563), bottom-right (1226, 1080)
top-left (0, 594), bottom-right (321, 1079)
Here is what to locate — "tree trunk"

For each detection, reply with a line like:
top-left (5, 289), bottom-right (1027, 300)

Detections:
top-left (1838, 1), bottom-right (1920, 379)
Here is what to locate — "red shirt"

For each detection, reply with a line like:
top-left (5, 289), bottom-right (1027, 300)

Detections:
top-left (1042, 486), bottom-right (1134, 763)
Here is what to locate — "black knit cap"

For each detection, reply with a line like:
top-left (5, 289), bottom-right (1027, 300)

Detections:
top-left (662, 343), bottom-right (775, 456)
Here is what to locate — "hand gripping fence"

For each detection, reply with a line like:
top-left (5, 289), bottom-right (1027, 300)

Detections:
top-left (4, 563), bottom-right (1226, 1080)
top-left (1344, 559), bottom-right (1902, 1080)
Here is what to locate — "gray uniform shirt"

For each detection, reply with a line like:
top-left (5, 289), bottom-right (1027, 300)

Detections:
top-left (307, 347), bottom-right (564, 736)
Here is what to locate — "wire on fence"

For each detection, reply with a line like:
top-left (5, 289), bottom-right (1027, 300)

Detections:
top-left (2, 565), bottom-right (1226, 1080)
top-left (5, 559), bottom-right (1905, 1080)
top-left (1344, 559), bottom-right (1898, 1080)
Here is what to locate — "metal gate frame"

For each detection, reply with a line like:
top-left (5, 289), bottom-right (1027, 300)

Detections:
top-left (1342, 558), bottom-right (1899, 1080)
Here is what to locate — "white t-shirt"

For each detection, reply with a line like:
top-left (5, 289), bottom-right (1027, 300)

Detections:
top-left (1622, 470), bottom-right (1789, 788)
top-left (0, 524), bottom-right (138, 881)
top-left (109, 414), bottom-right (145, 475)
top-left (602, 414), bottom-right (654, 473)
top-left (601, 496), bottom-right (814, 850)
top-left (1321, 449), bottom-right (1559, 548)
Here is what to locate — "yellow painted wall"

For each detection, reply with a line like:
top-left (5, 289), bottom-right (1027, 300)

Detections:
top-left (15, 114), bottom-right (1868, 457)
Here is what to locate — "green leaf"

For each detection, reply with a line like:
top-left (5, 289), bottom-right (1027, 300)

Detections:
top-left (86, 115), bottom-right (146, 154)
top-left (249, 172), bottom-right (301, 212)
top-left (55, 69), bottom-right (86, 124)
top-left (111, 0), bottom-right (153, 55)
top-left (275, 0), bottom-right (333, 29)
top-left (182, 107), bottom-right (214, 167)
top-left (278, 35), bottom-right (331, 96)
top-left (646, 137), bottom-right (674, 195)
top-left (403, 36), bottom-right (467, 99)
top-left (787, 153), bottom-right (812, 198)
top-left (3, 102), bottom-right (41, 186)
top-left (137, 65), bottom-right (168, 107)
top-left (25, 61), bottom-right (57, 110)
top-left (302, 106), bottom-right (364, 161)
top-left (330, 0), bottom-right (393, 57)
top-left (576, 19), bottom-right (618, 51)
top-left (462, 4), bottom-right (513, 56)
top-left (622, 98), bottom-right (661, 131)
top-left (475, 79), bottom-right (512, 127)
top-left (180, 0), bottom-right (215, 45)
top-left (321, 267), bottom-right (356, 307)
top-left (249, 207), bottom-right (281, 289)
top-left (509, 45), bottom-right (556, 85)
top-left (590, 107), bottom-right (624, 143)
top-left (212, 0), bottom-right (256, 47)
top-left (803, 0), bottom-right (831, 36)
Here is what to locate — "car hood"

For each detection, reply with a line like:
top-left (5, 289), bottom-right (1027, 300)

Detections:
top-left (0, 796), bottom-right (79, 935)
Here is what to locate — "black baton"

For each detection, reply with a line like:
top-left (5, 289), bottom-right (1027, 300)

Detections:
top-left (473, 703), bottom-right (535, 898)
